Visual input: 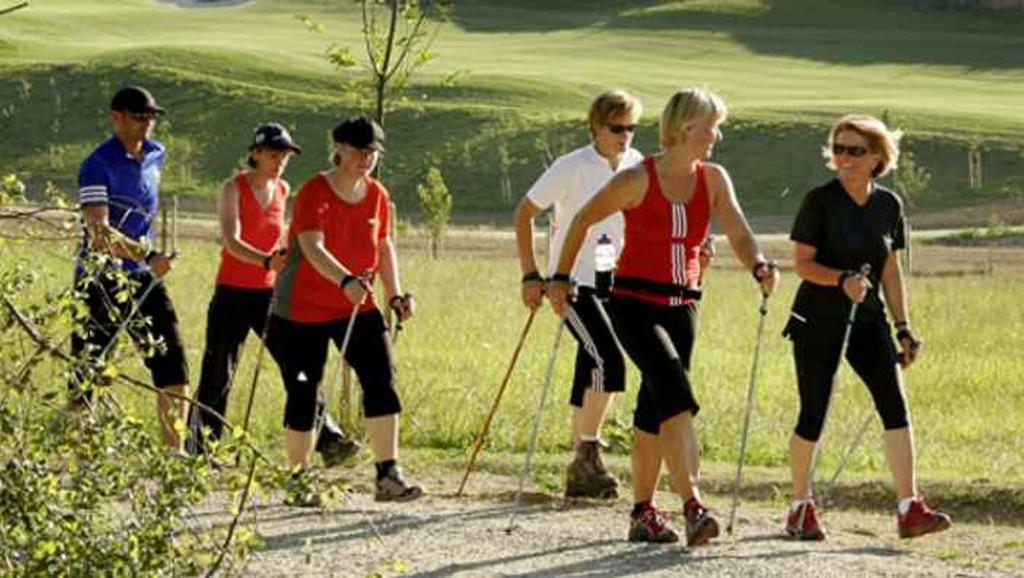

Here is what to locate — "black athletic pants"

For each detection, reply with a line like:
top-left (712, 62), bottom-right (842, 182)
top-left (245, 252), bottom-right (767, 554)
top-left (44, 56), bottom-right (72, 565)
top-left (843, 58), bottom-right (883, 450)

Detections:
top-left (70, 269), bottom-right (189, 394)
top-left (607, 296), bottom-right (700, 435)
top-left (564, 287), bottom-right (627, 408)
top-left (784, 313), bottom-right (909, 441)
top-left (268, 308), bottom-right (400, 432)
top-left (189, 285), bottom-right (347, 453)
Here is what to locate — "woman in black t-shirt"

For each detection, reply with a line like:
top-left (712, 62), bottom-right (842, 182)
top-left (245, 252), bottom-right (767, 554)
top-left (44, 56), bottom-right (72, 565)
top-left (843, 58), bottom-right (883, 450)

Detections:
top-left (783, 115), bottom-right (950, 541)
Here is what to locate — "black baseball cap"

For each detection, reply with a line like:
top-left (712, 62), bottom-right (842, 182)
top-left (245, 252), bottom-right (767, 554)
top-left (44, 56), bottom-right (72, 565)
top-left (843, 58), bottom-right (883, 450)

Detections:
top-left (250, 122), bottom-right (302, 154)
top-left (110, 86), bottom-right (165, 114)
top-left (331, 116), bottom-right (385, 152)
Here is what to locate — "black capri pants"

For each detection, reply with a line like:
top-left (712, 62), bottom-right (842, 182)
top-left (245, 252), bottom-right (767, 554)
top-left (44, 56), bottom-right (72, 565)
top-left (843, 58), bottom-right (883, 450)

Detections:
top-left (268, 308), bottom-right (400, 432)
top-left (607, 296), bottom-right (700, 435)
top-left (564, 287), bottom-right (627, 408)
top-left (784, 313), bottom-right (909, 442)
top-left (70, 269), bottom-right (189, 392)
top-left (191, 285), bottom-right (274, 443)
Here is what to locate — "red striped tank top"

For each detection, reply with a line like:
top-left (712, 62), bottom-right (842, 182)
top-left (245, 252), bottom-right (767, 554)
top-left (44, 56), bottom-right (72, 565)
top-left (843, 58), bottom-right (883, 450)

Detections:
top-left (614, 156), bottom-right (711, 306)
top-left (215, 173), bottom-right (287, 289)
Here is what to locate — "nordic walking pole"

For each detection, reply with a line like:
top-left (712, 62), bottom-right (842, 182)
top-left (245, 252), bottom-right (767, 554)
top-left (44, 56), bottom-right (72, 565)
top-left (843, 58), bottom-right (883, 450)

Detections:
top-left (727, 284), bottom-right (773, 535)
top-left (457, 308), bottom-right (537, 496)
top-left (506, 319), bottom-right (564, 534)
top-left (799, 263), bottom-right (871, 530)
top-left (822, 409), bottom-right (872, 497)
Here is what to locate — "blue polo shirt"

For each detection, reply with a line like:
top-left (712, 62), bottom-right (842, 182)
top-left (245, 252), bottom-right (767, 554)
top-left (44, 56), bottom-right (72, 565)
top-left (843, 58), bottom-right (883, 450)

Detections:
top-left (77, 136), bottom-right (166, 274)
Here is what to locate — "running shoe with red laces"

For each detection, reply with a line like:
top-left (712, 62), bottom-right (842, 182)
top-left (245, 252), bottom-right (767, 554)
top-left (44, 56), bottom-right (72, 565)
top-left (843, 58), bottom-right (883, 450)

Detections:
top-left (898, 498), bottom-right (952, 539)
top-left (683, 497), bottom-right (719, 546)
top-left (628, 503), bottom-right (679, 543)
top-left (785, 500), bottom-right (827, 541)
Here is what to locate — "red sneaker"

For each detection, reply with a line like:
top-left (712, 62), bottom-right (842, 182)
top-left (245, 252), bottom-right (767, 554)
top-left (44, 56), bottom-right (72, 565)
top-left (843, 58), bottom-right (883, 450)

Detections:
top-left (785, 500), bottom-right (826, 541)
top-left (683, 497), bottom-right (719, 546)
top-left (628, 503), bottom-right (679, 543)
top-left (898, 498), bottom-right (951, 539)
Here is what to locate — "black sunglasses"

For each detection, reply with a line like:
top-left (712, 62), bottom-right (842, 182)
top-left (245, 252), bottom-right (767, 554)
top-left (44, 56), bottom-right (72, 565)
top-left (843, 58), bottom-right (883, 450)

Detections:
top-left (129, 111), bottom-right (159, 122)
top-left (607, 124), bottom-right (637, 135)
top-left (832, 143), bottom-right (869, 157)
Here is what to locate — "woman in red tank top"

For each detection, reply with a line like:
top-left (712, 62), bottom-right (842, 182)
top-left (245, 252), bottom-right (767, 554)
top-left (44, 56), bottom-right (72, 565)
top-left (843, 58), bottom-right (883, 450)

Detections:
top-left (189, 123), bottom-right (298, 454)
top-left (548, 88), bottom-right (780, 546)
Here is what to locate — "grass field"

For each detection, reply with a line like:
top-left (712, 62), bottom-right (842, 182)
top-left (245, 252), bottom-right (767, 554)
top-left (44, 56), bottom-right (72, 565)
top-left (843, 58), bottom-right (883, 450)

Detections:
top-left (9, 232), bottom-right (1022, 486)
top-left (1, 0), bottom-right (1023, 220)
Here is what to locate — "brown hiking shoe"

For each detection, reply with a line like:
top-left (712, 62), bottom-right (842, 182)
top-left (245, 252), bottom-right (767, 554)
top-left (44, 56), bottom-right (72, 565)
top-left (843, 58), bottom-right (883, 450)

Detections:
top-left (375, 465), bottom-right (424, 502)
top-left (684, 497), bottom-right (719, 546)
top-left (565, 440), bottom-right (619, 499)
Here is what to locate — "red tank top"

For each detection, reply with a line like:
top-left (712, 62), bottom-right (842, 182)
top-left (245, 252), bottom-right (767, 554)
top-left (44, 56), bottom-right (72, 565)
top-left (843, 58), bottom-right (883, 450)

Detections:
top-left (215, 173), bottom-right (287, 289)
top-left (614, 157), bottom-right (711, 306)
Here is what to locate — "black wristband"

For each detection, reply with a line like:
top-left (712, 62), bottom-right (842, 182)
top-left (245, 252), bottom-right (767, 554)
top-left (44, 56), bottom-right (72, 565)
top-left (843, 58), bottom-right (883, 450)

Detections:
top-left (340, 274), bottom-right (359, 290)
top-left (894, 320), bottom-right (909, 329)
top-left (262, 254), bottom-right (272, 271)
top-left (837, 269), bottom-right (855, 288)
top-left (751, 261), bottom-right (767, 281)
top-left (522, 271), bottom-right (544, 284)
top-left (548, 273), bottom-right (572, 283)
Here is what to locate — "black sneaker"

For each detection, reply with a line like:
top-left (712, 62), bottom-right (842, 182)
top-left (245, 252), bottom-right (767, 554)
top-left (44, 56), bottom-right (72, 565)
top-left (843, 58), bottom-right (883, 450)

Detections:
top-left (374, 465), bottom-right (423, 502)
top-left (284, 469), bottom-right (323, 508)
top-left (318, 436), bottom-right (361, 468)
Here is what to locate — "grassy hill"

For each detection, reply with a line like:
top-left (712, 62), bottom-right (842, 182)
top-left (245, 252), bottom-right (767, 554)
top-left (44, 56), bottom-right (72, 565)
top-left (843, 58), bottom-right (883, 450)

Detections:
top-left (1, 0), bottom-right (1022, 223)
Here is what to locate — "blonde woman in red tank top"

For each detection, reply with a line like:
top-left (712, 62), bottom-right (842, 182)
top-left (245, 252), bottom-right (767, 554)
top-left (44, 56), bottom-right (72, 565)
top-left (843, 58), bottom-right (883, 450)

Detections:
top-left (548, 88), bottom-right (780, 546)
top-left (189, 123), bottom-right (357, 465)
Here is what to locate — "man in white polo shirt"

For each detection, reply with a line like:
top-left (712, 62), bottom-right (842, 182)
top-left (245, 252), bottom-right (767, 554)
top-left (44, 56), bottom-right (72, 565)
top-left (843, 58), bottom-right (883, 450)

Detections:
top-left (513, 89), bottom-right (644, 499)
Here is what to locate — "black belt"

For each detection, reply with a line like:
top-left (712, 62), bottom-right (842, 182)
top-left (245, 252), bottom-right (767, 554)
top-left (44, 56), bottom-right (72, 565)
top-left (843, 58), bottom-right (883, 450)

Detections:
top-left (614, 276), bottom-right (702, 301)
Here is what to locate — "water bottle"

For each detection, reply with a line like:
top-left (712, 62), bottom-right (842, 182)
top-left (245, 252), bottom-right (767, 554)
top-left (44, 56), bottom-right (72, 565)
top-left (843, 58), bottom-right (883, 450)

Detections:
top-left (594, 233), bottom-right (616, 299)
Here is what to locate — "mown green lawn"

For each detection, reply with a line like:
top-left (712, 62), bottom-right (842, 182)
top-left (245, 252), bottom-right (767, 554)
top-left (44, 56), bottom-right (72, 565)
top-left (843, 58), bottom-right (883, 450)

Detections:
top-left (1, 0), bottom-right (1022, 219)
top-left (9, 234), bottom-right (1022, 484)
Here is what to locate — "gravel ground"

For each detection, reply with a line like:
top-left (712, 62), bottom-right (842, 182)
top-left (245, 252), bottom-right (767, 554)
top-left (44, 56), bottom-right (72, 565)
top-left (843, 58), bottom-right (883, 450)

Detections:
top-left (237, 471), bottom-right (1023, 578)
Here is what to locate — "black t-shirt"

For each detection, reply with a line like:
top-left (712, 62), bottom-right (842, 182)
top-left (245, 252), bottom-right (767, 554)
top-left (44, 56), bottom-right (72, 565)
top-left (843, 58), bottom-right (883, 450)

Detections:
top-left (788, 179), bottom-right (906, 324)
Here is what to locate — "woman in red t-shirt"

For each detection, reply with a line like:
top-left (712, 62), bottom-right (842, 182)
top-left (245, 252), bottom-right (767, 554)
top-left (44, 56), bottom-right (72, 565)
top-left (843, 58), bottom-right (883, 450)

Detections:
top-left (548, 88), bottom-right (779, 546)
top-left (269, 116), bottom-right (421, 505)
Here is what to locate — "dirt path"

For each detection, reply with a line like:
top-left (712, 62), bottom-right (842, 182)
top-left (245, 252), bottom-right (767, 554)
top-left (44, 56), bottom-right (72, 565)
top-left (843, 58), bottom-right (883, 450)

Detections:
top-left (237, 470), bottom-right (1023, 577)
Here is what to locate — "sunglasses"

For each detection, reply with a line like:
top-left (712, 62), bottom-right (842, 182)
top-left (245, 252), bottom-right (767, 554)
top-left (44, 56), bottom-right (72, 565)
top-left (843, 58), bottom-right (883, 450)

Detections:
top-left (129, 112), bottom-right (159, 123)
top-left (607, 123), bottom-right (637, 135)
top-left (832, 143), bottom-right (869, 157)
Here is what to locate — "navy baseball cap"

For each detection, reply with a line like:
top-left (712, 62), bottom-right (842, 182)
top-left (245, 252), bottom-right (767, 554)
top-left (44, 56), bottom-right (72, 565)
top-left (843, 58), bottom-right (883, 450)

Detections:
top-left (250, 122), bottom-right (302, 154)
top-left (110, 86), bottom-right (165, 114)
top-left (331, 116), bottom-right (385, 152)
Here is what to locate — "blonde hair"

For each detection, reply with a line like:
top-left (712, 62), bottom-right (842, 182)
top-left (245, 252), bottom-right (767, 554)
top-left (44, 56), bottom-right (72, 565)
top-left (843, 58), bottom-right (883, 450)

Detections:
top-left (659, 87), bottom-right (728, 150)
top-left (588, 89), bottom-right (642, 134)
top-left (824, 115), bottom-right (902, 177)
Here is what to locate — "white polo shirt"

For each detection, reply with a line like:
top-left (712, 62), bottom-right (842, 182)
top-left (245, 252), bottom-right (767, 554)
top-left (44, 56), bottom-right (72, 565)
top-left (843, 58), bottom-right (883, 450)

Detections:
top-left (526, 144), bottom-right (644, 288)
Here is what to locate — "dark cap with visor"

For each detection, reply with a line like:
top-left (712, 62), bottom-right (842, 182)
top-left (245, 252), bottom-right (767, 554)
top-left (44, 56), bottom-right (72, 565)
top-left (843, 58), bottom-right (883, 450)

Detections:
top-left (331, 116), bottom-right (385, 152)
top-left (250, 122), bottom-right (302, 154)
top-left (110, 86), bottom-right (165, 114)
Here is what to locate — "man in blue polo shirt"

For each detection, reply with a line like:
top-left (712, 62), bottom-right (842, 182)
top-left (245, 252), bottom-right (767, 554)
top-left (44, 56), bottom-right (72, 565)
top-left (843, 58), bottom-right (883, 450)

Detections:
top-left (71, 86), bottom-right (190, 453)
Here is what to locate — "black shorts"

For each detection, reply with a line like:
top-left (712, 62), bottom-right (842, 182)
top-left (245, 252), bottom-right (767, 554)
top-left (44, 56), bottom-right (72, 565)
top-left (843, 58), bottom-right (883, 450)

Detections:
top-left (607, 296), bottom-right (700, 435)
top-left (565, 287), bottom-right (627, 407)
top-left (784, 312), bottom-right (909, 441)
top-left (267, 308), bottom-right (400, 432)
top-left (70, 268), bottom-right (189, 390)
